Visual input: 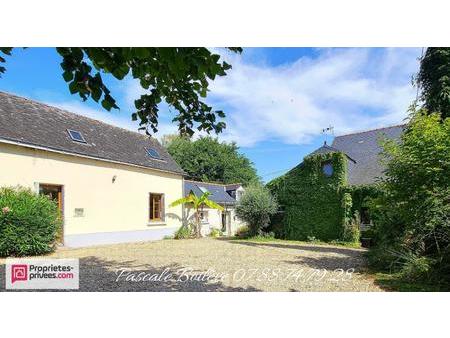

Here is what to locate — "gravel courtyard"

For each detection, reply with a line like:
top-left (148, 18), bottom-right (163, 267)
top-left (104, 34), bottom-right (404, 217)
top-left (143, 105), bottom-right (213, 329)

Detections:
top-left (0, 238), bottom-right (383, 291)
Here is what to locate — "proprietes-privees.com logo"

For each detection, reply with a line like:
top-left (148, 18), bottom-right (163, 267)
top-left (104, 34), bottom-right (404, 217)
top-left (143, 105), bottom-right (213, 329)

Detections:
top-left (11, 263), bottom-right (75, 283)
top-left (6, 259), bottom-right (79, 290)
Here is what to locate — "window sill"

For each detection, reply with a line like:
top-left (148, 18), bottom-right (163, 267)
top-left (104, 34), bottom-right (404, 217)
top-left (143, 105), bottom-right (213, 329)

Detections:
top-left (147, 221), bottom-right (167, 226)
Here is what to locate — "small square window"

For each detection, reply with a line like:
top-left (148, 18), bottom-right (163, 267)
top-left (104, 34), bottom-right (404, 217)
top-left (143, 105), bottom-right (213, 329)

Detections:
top-left (322, 162), bottom-right (333, 177)
top-left (67, 129), bottom-right (87, 143)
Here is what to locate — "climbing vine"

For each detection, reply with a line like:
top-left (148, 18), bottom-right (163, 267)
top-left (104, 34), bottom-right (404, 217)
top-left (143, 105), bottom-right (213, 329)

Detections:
top-left (267, 152), bottom-right (349, 241)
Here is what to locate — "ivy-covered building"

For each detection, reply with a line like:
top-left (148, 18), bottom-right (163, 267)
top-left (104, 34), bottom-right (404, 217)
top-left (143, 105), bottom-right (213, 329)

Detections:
top-left (267, 125), bottom-right (404, 241)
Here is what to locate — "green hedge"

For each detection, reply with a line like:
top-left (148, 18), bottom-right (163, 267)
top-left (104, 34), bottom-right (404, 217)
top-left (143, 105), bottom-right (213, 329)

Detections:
top-left (0, 186), bottom-right (61, 257)
top-left (268, 152), bottom-right (349, 241)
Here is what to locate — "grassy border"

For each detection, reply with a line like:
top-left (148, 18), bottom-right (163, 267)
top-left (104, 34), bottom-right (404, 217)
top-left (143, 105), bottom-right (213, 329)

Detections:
top-left (230, 236), bottom-right (362, 248)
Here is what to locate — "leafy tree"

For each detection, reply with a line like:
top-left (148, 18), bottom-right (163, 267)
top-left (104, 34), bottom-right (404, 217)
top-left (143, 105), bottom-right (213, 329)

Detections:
top-left (417, 47), bottom-right (450, 119)
top-left (369, 111), bottom-right (450, 283)
top-left (160, 134), bottom-right (179, 147)
top-left (166, 136), bottom-right (259, 185)
top-left (169, 191), bottom-right (223, 238)
top-left (0, 47), bottom-right (242, 135)
top-left (235, 183), bottom-right (278, 236)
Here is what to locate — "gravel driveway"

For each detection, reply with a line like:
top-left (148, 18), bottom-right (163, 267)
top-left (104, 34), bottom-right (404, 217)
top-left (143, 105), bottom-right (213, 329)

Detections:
top-left (0, 238), bottom-right (383, 291)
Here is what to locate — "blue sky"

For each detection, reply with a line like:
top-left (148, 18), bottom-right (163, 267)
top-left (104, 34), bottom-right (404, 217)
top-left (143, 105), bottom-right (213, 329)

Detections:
top-left (0, 48), bottom-right (421, 182)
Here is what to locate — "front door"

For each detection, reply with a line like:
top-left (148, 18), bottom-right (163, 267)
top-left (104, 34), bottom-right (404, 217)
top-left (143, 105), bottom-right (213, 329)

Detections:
top-left (221, 212), bottom-right (227, 234)
top-left (39, 184), bottom-right (64, 244)
top-left (221, 211), bottom-right (232, 236)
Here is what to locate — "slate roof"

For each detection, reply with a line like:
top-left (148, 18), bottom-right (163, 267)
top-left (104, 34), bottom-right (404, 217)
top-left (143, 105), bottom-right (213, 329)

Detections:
top-left (331, 125), bottom-right (404, 185)
top-left (0, 91), bottom-right (184, 175)
top-left (184, 180), bottom-right (237, 205)
top-left (309, 142), bottom-right (356, 163)
top-left (303, 125), bottom-right (404, 185)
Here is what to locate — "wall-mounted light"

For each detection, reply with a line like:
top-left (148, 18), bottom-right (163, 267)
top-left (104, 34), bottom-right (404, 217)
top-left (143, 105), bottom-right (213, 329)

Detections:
top-left (112, 175), bottom-right (117, 183)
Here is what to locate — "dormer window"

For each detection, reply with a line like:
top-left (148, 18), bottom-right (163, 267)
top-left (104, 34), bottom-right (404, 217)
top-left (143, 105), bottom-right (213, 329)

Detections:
top-left (67, 129), bottom-right (87, 144)
top-left (146, 148), bottom-right (161, 159)
top-left (322, 162), bottom-right (333, 177)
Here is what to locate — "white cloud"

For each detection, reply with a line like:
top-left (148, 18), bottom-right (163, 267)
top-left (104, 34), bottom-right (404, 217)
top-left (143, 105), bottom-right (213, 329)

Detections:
top-left (51, 48), bottom-right (420, 148)
top-left (207, 48), bottom-right (420, 147)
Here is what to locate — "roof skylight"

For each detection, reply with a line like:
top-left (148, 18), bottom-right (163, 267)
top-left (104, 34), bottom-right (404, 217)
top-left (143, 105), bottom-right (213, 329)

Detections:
top-left (199, 186), bottom-right (209, 194)
top-left (146, 148), bottom-right (161, 159)
top-left (67, 129), bottom-right (87, 143)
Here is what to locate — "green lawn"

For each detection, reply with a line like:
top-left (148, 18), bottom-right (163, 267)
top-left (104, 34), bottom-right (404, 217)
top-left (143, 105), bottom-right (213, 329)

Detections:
top-left (232, 235), bottom-right (362, 248)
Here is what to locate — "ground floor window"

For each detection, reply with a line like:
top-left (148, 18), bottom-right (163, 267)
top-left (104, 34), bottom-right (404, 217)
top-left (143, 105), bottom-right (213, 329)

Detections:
top-left (39, 184), bottom-right (63, 212)
top-left (149, 193), bottom-right (164, 221)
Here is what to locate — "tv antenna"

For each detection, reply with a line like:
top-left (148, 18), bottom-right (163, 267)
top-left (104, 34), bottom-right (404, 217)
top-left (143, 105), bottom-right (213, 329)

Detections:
top-left (321, 125), bottom-right (334, 145)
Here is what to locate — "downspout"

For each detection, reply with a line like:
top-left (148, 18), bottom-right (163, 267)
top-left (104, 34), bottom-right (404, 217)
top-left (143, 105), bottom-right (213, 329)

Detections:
top-left (181, 176), bottom-right (186, 227)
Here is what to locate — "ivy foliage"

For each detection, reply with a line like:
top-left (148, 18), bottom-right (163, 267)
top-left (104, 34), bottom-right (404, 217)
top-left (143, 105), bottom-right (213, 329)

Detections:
top-left (0, 47), bottom-right (242, 136)
top-left (267, 152), bottom-right (349, 241)
top-left (166, 135), bottom-right (259, 185)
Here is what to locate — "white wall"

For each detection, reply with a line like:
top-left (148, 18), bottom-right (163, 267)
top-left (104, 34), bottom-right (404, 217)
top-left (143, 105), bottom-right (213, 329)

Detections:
top-left (185, 205), bottom-right (245, 236)
top-left (0, 142), bottom-right (184, 244)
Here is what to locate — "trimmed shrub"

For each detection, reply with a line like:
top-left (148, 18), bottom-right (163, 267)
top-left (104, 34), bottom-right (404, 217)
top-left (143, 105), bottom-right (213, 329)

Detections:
top-left (174, 223), bottom-right (195, 239)
top-left (235, 183), bottom-right (278, 236)
top-left (0, 186), bottom-right (61, 257)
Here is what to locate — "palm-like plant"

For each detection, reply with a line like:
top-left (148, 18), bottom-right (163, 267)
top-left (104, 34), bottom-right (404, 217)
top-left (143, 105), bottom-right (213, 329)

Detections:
top-left (170, 192), bottom-right (224, 238)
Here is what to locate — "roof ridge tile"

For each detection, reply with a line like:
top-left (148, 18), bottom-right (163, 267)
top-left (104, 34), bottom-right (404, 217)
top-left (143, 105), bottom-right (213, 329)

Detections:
top-left (334, 124), bottom-right (406, 138)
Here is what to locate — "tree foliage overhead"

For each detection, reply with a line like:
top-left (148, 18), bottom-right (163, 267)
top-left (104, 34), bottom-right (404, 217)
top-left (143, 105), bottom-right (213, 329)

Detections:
top-left (166, 135), bottom-right (259, 185)
top-left (417, 47), bottom-right (450, 119)
top-left (0, 47), bottom-right (242, 135)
